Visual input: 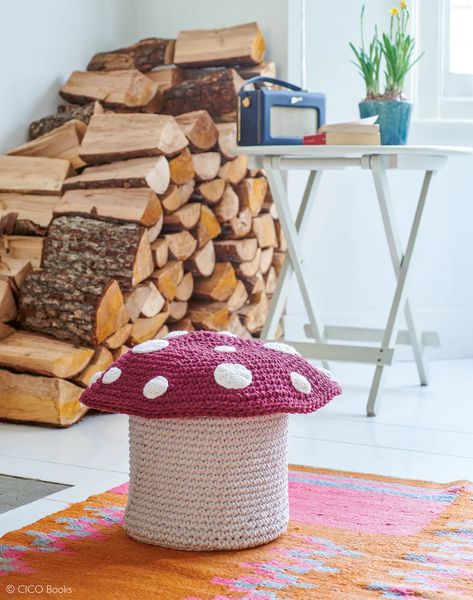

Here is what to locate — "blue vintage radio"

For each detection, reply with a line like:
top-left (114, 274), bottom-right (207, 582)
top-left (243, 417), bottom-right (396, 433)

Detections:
top-left (237, 76), bottom-right (326, 146)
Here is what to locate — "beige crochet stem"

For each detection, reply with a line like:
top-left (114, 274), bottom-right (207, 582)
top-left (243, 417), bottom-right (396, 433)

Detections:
top-left (124, 414), bottom-right (289, 551)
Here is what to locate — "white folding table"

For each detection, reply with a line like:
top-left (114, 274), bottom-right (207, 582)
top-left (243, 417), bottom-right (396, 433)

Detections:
top-left (234, 145), bottom-right (472, 416)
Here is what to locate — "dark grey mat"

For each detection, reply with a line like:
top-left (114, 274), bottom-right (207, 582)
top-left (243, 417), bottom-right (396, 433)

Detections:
top-left (0, 475), bottom-right (71, 514)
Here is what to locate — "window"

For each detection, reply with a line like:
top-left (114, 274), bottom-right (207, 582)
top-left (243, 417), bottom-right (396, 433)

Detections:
top-left (415, 0), bottom-right (473, 119)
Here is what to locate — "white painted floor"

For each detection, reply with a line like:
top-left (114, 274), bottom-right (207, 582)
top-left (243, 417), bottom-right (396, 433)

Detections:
top-left (1, 358), bottom-right (472, 536)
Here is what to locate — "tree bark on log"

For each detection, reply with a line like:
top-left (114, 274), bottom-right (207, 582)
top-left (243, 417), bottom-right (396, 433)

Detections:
top-left (29, 101), bottom-right (102, 140)
top-left (88, 38), bottom-right (175, 72)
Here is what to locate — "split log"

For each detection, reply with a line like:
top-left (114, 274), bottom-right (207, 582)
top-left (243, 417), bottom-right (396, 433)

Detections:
top-left (161, 181), bottom-right (194, 212)
top-left (74, 346), bottom-right (114, 387)
top-left (227, 279), bottom-right (248, 312)
top-left (218, 155), bottom-right (248, 185)
top-left (88, 38), bottom-right (175, 72)
top-left (226, 312), bottom-right (253, 339)
top-left (184, 240), bottom-right (215, 277)
top-left (173, 22), bottom-right (265, 67)
top-left (236, 177), bottom-right (268, 217)
top-left (79, 113), bottom-right (187, 164)
top-left (275, 221), bottom-right (287, 251)
top-left (163, 203), bottom-right (200, 231)
top-left (8, 120), bottom-right (87, 170)
top-left (220, 208), bottom-right (252, 239)
top-left (155, 325), bottom-right (169, 338)
top-left (192, 152), bottom-right (221, 181)
top-left (240, 270), bottom-right (265, 295)
top-left (112, 345), bottom-right (129, 360)
top-left (42, 216), bottom-right (154, 290)
top-left (129, 309), bottom-right (170, 345)
top-left (260, 247), bottom-right (274, 275)
top-left (194, 262), bottom-right (237, 302)
top-left (167, 300), bottom-right (188, 322)
top-left (56, 188), bottom-right (163, 226)
top-left (0, 156), bottom-right (71, 195)
top-left (0, 370), bottom-right (86, 427)
top-left (0, 323), bottom-right (15, 340)
top-left (29, 101), bottom-right (102, 140)
top-left (187, 301), bottom-right (230, 331)
top-left (0, 193), bottom-right (58, 234)
top-left (3, 236), bottom-right (44, 268)
top-left (193, 204), bottom-right (221, 248)
top-left (140, 282), bottom-right (165, 317)
top-left (216, 123), bottom-right (237, 160)
top-left (252, 213), bottom-right (278, 248)
top-left (235, 248), bottom-right (262, 278)
top-left (125, 284), bottom-right (155, 322)
top-left (0, 281), bottom-right (16, 322)
top-left (193, 179), bottom-right (225, 205)
top-left (168, 318), bottom-right (195, 332)
top-left (150, 238), bottom-right (168, 268)
top-left (151, 261), bottom-right (184, 300)
top-left (214, 238), bottom-right (258, 263)
top-left (147, 215), bottom-right (163, 243)
top-left (146, 66), bottom-right (183, 87)
top-left (0, 257), bottom-right (32, 291)
top-left (175, 110), bottom-right (218, 151)
top-left (265, 265), bottom-right (277, 295)
top-left (169, 148), bottom-right (195, 184)
top-left (175, 271), bottom-right (194, 301)
top-left (164, 69), bottom-right (243, 119)
top-left (20, 273), bottom-right (128, 346)
top-left (272, 251), bottom-right (285, 275)
top-left (237, 61), bottom-right (276, 79)
top-left (63, 156), bottom-right (170, 195)
top-left (238, 292), bottom-right (269, 334)
top-left (60, 70), bottom-right (160, 109)
top-left (165, 230), bottom-right (197, 261)
top-left (103, 323), bottom-right (133, 349)
top-left (214, 185), bottom-right (239, 222)
top-left (0, 331), bottom-right (94, 378)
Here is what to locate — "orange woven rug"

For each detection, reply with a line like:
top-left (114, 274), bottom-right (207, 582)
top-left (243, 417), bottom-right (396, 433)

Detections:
top-left (1, 465), bottom-right (472, 599)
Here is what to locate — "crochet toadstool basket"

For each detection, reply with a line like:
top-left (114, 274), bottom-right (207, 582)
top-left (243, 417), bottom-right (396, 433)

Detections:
top-left (81, 330), bottom-right (342, 551)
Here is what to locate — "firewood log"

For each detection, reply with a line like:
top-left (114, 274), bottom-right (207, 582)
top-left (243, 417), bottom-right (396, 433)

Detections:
top-left (74, 346), bottom-right (114, 387)
top-left (175, 271), bottom-right (194, 301)
top-left (218, 155), bottom-right (248, 185)
top-left (239, 270), bottom-right (265, 295)
top-left (0, 156), bottom-right (71, 195)
top-left (0, 370), bottom-right (86, 427)
top-left (0, 331), bottom-right (94, 378)
top-left (147, 215), bottom-right (163, 243)
top-left (87, 38), bottom-right (175, 72)
top-left (162, 181), bottom-right (194, 212)
top-left (146, 66), bottom-right (183, 88)
top-left (3, 236), bottom-right (44, 268)
top-left (194, 262), bottom-right (237, 302)
top-left (235, 248), bottom-right (262, 279)
top-left (42, 216), bottom-right (154, 290)
top-left (168, 318), bottom-right (195, 332)
top-left (259, 247), bottom-right (274, 275)
top-left (0, 193), bottom-right (58, 235)
top-left (192, 152), bottom-right (221, 181)
top-left (150, 238), bottom-right (168, 268)
top-left (193, 179), bottom-right (225, 204)
top-left (103, 323), bottom-right (133, 349)
top-left (0, 281), bottom-right (16, 322)
top-left (63, 156), bottom-right (170, 195)
top-left (184, 240), bottom-right (215, 277)
top-left (187, 301), bottom-right (230, 331)
top-left (193, 204), bottom-right (221, 248)
top-left (129, 309), bottom-right (170, 345)
top-left (272, 250), bottom-right (285, 275)
top-left (163, 203), bottom-right (200, 231)
top-left (238, 292), bottom-right (269, 334)
top-left (60, 70), bottom-right (160, 109)
top-left (151, 260), bottom-right (184, 300)
top-left (56, 188), bottom-right (163, 226)
top-left (167, 300), bottom-right (188, 322)
top-left (220, 208), bottom-right (252, 239)
top-left (275, 220), bottom-right (287, 251)
top-left (164, 69), bottom-right (243, 119)
top-left (0, 323), bottom-right (15, 340)
top-left (8, 120), bottom-right (87, 170)
top-left (29, 101), bottom-right (102, 140)
top-left (214, 238), bottom-right (258, 263)
top-left (175, 110), bottom-right (218, 151)
top-left (173, 22), bottom-right (265, 67)
top-left (236, 61), bottom-right (276, 79)
top-left (155, 325), bottom-right (169, 339)
top-left (214, 185), bottom-right (239, 222)
top-left (140, 282), bottom-right (166, 317)
top-left (252, 213), bottom-right (278, 248)
top-left (164, 230), bottom-right (197, 261)
top-left (0, 257), bottom-right (32, 291)
top-left (125, 283), bottom-right (155, 322)
top-left (216, 123), bottom-right (237, 160)
top-left (79, 113), bottom-right (187, 164)
top-left (227, 279), bottom-right (248, 312)
top-left (226, 312), bottom-right (253, 339)
top-left (236, 177), bottom-right (268, 217)
top-left (265, 265), bottom-right (277, 295)
top-left (20, 272), bottom-right (128, 346)
top-left (112, 345), bottom-right (130, 360)
top-left (169, 148), bottom-right (195, 184)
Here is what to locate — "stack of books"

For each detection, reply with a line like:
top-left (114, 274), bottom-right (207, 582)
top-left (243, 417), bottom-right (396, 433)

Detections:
top-left (304, 117), bottom-right (380, 146)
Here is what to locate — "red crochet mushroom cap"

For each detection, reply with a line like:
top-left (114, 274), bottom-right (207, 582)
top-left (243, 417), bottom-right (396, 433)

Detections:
top-left (80, 330), bottom-right (342, 418)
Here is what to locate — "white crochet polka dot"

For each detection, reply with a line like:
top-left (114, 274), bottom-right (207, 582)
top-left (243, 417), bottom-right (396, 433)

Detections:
top-left (219, 331), bottom-right (237, 337)
top-left (263, 342), bottom-right (300, 356)
top-left (214, 363), bottom-right (252, 389)
top-left (290, 372), bottom-right (311, 394)
top-left (89, 371), bottom-right (103, 385)
top-left (318, 367), bottom-right (335, 380)
top-left (165, 331), bottom-right (189, 339)
top-left (143, 376), bottom-right (169, 399)
top-left (132, 339), bottom-right (169, 354)
top-left (214, 345), bottom-right (237, 353)
top-left (102, 367), bottom-right (122, 384)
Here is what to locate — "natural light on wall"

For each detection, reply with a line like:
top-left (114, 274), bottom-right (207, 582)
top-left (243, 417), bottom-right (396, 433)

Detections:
top-left (449, 0), bottom-right (473, 74)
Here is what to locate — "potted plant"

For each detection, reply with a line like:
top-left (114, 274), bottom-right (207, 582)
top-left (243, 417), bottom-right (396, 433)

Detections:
top-left (350, 2), bottom-right (424, 145)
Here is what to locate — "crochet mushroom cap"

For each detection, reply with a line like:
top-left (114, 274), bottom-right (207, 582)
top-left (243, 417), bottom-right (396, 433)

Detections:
top-left (80, 331), bottom-right (342, 418)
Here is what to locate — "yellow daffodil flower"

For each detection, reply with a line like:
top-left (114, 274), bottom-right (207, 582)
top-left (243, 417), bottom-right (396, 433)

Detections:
top-left (390, 7), bottom-right (399, 16)
top-left (400, 0), bottom-right (407, 8)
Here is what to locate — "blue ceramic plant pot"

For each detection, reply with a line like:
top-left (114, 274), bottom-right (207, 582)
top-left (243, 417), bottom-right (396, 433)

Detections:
top-left (359, 99), bottom-right (413, 145)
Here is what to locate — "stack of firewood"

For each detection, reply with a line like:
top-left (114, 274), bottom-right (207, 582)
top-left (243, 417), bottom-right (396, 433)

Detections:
top-left (0, 22), bottom-right (286, 426)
